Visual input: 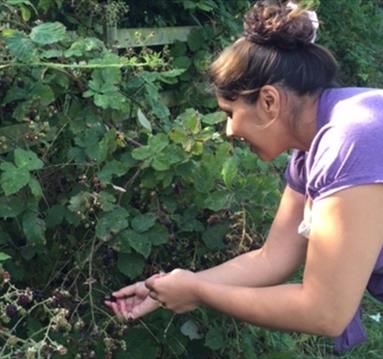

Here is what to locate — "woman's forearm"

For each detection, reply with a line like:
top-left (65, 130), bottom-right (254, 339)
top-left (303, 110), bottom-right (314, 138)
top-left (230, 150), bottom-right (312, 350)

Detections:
top-left (196, 243), bottom-right (304, 288)
top-left (195, 249), bottom-right (282, 287)
top-left (195, 281), bottom-right (333, 336)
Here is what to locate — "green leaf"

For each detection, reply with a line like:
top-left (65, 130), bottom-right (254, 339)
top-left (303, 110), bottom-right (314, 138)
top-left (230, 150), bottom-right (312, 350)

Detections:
top-left (118, 230), bottom-right (152, 258)
top-left (28, 177), bottom-right (43, 198)
top-left (204, 191), bottom-right (231, 211)
top-left (64, 37), bottom-right (105, 57)
top-left (31, 83), bottom-right (55, 105)
top-left (0, 162), bottom-right (30, 195)
top-left (97, 160), bottom-right (130, 183)
top-left (205, 327), bottom-right (225, 351)
top-left (30, 22), bottom-right (67, 45)
top-left (221, 157), bottom-right (238, 188)
top-left (146, 224), bottom-right (169, 246)
top-left (202, 223), bottom-right (228, 250)
top-left (22, 211), bottom-right (46, 244)
top-left (95, 208), bottom-right (129, 241)
top-left (117, 253), bottom-right (145, 279)
top-left (131, 213), bottom-right (156, 233)
top-left (98, 191), bottom-right (117, 212)
top-left (0, 196), bottom-right (24, 218)
top-left (131, 145), bottom-right (153, 161)
top-left (14, 149), bottom-right (44, 171)
top-left (188, 28), bottom-right (205, 52)
top-left (4, 31), bottom-right (36, 61)
top-left (173, 56), bottom-right (192, 70)
top-left (45, 204), bottom-right (66, 228)
top-left (148, 134), bottom-right (169, 153)
top-left (137, 108), bottom-right (152, 132)
top-left (117, 328), bottom-right (159, 359)
top-left (0, 252), bottom-right (11, 262)
top-left (202, 111), bottom-right (227, 125)
top-left (21, 5), bottom-right (31, 21)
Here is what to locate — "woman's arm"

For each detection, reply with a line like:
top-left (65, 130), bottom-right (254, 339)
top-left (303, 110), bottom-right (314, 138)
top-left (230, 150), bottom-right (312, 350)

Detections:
top-left (147, 184), bottom-right (383, 336)
top-left (107, 185), bottom-right (306, 319)
top-left (196, 185), bottom-right (307, 287)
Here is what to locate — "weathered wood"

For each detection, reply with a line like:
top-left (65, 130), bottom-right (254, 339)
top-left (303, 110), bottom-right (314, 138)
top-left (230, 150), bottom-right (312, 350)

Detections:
top-left (113, 26), bottom-right (198, 48)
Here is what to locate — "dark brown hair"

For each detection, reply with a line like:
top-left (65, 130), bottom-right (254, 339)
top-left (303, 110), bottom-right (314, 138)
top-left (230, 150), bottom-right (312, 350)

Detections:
top-left (209, 0), bottom-right (338, 103)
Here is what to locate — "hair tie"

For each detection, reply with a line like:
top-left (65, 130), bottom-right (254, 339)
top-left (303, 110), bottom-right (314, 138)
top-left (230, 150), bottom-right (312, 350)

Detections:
top-left (287, 1), bottom-right (319, 43)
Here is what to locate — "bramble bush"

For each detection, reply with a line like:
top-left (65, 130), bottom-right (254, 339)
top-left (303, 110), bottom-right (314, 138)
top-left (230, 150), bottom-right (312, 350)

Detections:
top-left (0, 1), bottom-right (286, 358)
top-left (0, 0), bottom-right (382, 358)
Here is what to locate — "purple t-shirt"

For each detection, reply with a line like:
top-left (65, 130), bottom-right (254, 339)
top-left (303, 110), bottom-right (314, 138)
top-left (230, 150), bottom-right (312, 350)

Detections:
top-left (285, 87), bottom-right (383, 353)
top-left (285, 87), bottom-right (383, 200)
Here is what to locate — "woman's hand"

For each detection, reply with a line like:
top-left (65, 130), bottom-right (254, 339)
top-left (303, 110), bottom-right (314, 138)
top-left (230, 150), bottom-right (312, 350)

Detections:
top-left (145, 269), bottom-right (200, 314)
top-left (105, 277), bottom-right (162, 321)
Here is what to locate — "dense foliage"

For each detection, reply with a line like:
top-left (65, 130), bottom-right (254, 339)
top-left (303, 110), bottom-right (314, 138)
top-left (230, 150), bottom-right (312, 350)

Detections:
top-left (0, 0), bottom-right (382, 358)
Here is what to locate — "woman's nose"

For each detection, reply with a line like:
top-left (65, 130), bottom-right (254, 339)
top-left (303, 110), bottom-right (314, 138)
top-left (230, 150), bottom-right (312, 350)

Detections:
top-left (226, 117), bottom-right (234, 137)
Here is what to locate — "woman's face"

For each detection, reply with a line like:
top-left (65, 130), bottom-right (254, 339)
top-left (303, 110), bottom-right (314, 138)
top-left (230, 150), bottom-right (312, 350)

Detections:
top-left (217, 86), bottom-right (290, 161)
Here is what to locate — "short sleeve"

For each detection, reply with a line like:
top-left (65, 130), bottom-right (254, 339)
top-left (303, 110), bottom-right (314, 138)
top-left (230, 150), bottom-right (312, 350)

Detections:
top-left (284, 149), bottom-right (307, 195)
top-left (306, 116), bottom-right (383, 201)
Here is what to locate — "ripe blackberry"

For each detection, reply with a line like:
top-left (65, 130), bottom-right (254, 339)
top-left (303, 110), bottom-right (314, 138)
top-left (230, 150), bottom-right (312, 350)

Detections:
top-left (17, 294), bottom-right (31, 308)
top-left (32, 289), bottom-right (44, 302)
top-left (5, 304), bottom-right (18, 318)
top-left (104, 294), bottom-right (117, 303)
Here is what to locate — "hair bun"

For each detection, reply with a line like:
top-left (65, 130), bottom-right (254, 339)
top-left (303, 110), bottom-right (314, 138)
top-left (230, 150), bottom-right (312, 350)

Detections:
top-left (243, 1), bottom-right (315, 50)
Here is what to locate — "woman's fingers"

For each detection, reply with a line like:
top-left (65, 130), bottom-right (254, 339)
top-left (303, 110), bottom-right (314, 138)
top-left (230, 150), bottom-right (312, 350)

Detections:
top-left (148, 290), bottom-right (158, 300)
top-left (112, 283), bottom-right (139, 298)
top-left (104, 300), bottom-right (124, 320)
top-left (118, 299), bottom-right (133, 321)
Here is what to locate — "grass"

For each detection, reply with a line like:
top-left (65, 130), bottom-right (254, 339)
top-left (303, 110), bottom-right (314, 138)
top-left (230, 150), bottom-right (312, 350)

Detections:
top-left (287, 293), bottom-right (383, 358)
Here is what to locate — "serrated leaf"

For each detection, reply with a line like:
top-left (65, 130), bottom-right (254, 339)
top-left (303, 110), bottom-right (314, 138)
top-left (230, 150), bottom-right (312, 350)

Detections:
top-left (21, 5), bottom-right (31, 21)
top-left (0, 252), bottom-right (11, 262)
top-left (146, 224), bottom-right (169, 246)
top-left (0, 196), bottom-right (24, 219)
top-left (131, 145), bottom-right (153, 160)
top-left (131, 213), bottom-right (156, 233)
top-left (95, 208), bottom-right (129, 241)
top-left (22, 211), bottom-right (46, 244)
top-left (118, 230), bottom-right (151, 258)
top-left (28, 177), bottom-right (43, 198)
top-left (0, 163), bottom-right (30, 195)
top-left (173, 56), bottom-right (192, 70)
top-left (202, 223), bottom-right (228, 250)
top-left (14, 149), bottom-right (44, 170)
top-left (202, 111), bottom-right (227, 125)
top-left (205, 327), bottom-right (225, 351)
top-left (117, 328), bottom-right (159, 359)
top-left (137, 108), bottom-right (152, 132)
top-left (30, 22), bottom-right (66, 45)
top-left (4, 31), bottom-right (36, 61)
top-left (45, 204), bottom-right (66, 228)
top-left (188, 29), bottom-right (205, 52)
top-left (97, 160), bottom-right (130, 183)
top-left (148, 134), bottom-right (169, 153)
top-left (221, 157), bottom-right (238, 188)
top-left (204, 191), bottom-right (231, 211)
top-left (31, 83), bottom-right (55, 105)
top-left (117, 253), bottom-right (145, 279)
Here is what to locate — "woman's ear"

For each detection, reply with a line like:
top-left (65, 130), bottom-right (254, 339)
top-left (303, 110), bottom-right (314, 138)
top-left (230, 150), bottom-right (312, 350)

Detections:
top-left (258, 85), bottom-right (281, 119)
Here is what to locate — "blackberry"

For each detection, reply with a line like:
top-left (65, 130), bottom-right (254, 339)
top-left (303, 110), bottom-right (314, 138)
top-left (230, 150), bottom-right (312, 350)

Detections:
top-left (32, 289), bottom-right (44, 302)
top-left (17, 294), bottom-right (30, 308)
top-left (103, 248), bottom-right (117, 267)
top-left (5, 304), bottom-right (18, 318)
top-left (104, 294), bottom-right (117, 303)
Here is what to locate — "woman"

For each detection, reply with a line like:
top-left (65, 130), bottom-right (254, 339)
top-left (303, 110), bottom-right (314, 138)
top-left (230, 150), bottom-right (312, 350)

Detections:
top-left (105, 0), bottom-right (383, 353)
